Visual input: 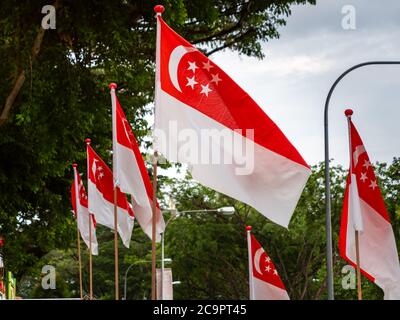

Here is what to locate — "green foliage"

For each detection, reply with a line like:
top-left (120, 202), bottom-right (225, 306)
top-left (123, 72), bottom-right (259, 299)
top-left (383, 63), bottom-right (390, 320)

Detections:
top-left (163, 160), bottom-right (400, 300)
top-left (0, 0), bottom-right (398, 301)
top-left (0, 0), bottom-right (315, 282)
top-left (19, 248), bottom-right (76, 298)
top-left (14, 160), bottom-right (400, 299)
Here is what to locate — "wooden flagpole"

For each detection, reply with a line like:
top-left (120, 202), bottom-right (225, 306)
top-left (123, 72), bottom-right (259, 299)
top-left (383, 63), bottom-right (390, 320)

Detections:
top-left (72, 163), bottom-right (83, 300)
top-left (151, 152), bottom-right (158, 300)
top-left (151, 4), bottom-right (165, 300)
top-left (84, 138), bottom-right (98, 299)
top-left (246, 226), bottom-right (254, 300)
top-left (355, 230), bottom-right (362, 300)
top-left (89, 213), bottom-right (93, 299)
top-left (345, 109), bottom-right (362, 300)
top-left (114, 188), bottom-right (119, 300)
top-left (76, 222), bottom-right (83, 299)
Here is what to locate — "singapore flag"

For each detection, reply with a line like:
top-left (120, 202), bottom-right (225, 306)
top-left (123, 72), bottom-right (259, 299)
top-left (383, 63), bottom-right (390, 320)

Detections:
top-left (110, 85), bottom-right (165, 242)
top-left (339, 114), bottom-right (400, 299)
top-left (154, 14), bottom-right (310, 228)
top-left (246, 226), bottom-right (289, 300)
top-left (86, 141), bottom-right (135, 248)
top-left (71, 164), bottom-right (98, 255)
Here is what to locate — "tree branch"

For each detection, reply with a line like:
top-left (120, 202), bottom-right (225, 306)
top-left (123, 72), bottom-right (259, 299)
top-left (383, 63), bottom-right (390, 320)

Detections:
top-left (0, 0), bottom-right (59, 127)
top-left (205, 28), bottom-right (256, 56)
top-left (191, 1), bottom-right (251, 46)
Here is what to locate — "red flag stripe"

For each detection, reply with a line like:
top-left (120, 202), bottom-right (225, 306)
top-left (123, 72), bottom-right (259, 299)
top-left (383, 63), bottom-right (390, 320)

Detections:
top-left (250, 234), bottom-right (286, 290)
top-left (87, 144), bottom-right (134, 217)
top-left (349, 120), bottom-right (389, 222)
top-left (115, 98), bottom-right (159, 209)
top-left (158, 16), bottom-right (308, 169)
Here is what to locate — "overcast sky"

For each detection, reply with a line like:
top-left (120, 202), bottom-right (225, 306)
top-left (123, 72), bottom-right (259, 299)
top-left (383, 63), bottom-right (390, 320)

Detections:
top-left (212, 0), bottom-right (400, 167)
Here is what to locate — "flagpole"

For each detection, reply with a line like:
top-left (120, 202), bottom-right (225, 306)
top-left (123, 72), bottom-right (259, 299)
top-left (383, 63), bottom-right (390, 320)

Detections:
top-left (109, 83), bottom-right (120, 300)
top-left (151, 4), bottom-right (164, 301)
top-left (85, 139), bottom-right (95, 299)
top-left (77, 223), bottom-right (83, 299)
top-left (345, 109), bottom-right (362, 300)
top-left (355, 230), bottom-right (362, 300)
top-left (73, 164), bottom-right (83, 300)
top-left (89, 212), bottom-right (93, 300)
top-left (151, 152), bottom-right (158, 300)
top-left (113, 188), bottom-right (119, 300)
top-left (246, 226), bottom-right (254, 300)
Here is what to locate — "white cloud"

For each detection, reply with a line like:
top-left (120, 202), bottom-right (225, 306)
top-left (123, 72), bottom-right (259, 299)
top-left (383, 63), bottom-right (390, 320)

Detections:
top-left (210, 0), bottom-right (400, 166)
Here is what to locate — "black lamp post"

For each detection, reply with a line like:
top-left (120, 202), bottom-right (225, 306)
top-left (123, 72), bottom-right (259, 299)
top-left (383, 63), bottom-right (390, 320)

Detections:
top-left (324, 61), bottom-right (400, 300)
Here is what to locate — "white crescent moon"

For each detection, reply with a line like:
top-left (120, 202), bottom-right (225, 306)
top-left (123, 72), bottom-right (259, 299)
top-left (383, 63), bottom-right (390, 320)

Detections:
top-left (168, 45), bottom-right (196, 92)
top-left (353, 144), bottom-right (366, 167)
top-left (253, 248), bottom-right (263, 274)
top-left (91, 158), bottom-right (98, 178)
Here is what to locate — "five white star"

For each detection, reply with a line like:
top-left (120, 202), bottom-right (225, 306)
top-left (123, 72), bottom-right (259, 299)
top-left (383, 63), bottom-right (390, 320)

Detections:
top-left (187, 61), bottom-right (198, 73)
top-left (186, 76), bottom-right (198, 89)
top-left (265, 256), bottom-right (271, 263)
top-left (200, 83), bottom-right (212, 96)
top-left (202, 60), bottom-right (213, 72)
top-left (211, 73), bottom-right (222, 85)
top-left (98, 166), bottom-right (103, 172)
top-left (273, 269), bottom-right (278, 276)
top-left (369, 180), bottom-right (378, 190)
top-left (265, 265), bottom-right (271, 273)
top-left (360, 172), bottom-right (368, 183)
top-left (363, 160), bottom-right (371, 170)
top-left (98, 172), bottom-right (104, 179)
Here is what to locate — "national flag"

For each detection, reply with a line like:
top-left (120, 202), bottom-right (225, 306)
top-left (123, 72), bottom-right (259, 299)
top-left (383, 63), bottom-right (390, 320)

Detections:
top-left (339, 113), bottom-right (400, 299)
top-left (110, 85), bottom-right (165, 242)
top-left (153, 14), bottom-right (310, 228)
top-left (246, 227), bottom-right (289, 300)
top-left (86, 141), bottom-right (135, 248)
top-left (71, 164), bottom-right (98, 255)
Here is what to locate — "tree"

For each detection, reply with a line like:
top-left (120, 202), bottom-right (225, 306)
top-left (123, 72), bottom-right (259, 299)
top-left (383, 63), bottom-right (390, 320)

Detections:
top-left (16, 160), bottom-right (400, 299)
top-left (163, 160), bottom-right (400, 300)
top-left (0, 0), bottom-right (315, 281)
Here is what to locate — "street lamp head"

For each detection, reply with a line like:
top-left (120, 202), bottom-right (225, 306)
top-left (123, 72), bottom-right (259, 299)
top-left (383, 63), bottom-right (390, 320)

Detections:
top-left (217, 206), bottom-right (235, 215)
top-left (168, 197), bottom-right (176, 211)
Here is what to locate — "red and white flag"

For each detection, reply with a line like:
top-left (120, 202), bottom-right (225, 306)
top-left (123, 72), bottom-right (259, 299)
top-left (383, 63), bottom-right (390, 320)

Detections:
top-left (71, 164), bottom-right (98, 255)
top-left (246, 227), bottom-right (289, 300)
top-left (86, 141), bottom-right (135, 248)
top-left (339, 113), bottom-right (400, 299)
top-left (110, 86), bottom-right (165, 242)
top-left (154, 13), bottom-right (310, 227)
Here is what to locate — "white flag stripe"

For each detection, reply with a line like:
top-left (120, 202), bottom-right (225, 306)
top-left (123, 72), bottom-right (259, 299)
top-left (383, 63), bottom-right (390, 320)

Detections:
top-left (252, 277), bottom-right (290, 300)
top-left (73, 168), bottom-right (98, 255)
top-left (116, 142), bottom-right (164, 242)
top-left (349, 174), bottom-right (364, 231)
top-left (344, 197), bottom-right (400, 298)
top-left (117, 143), bottom-right (150, 206)
top-left (88, 179), bottom-right (134, 248)
top-left (155, 89), bottom-right (310, 227)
